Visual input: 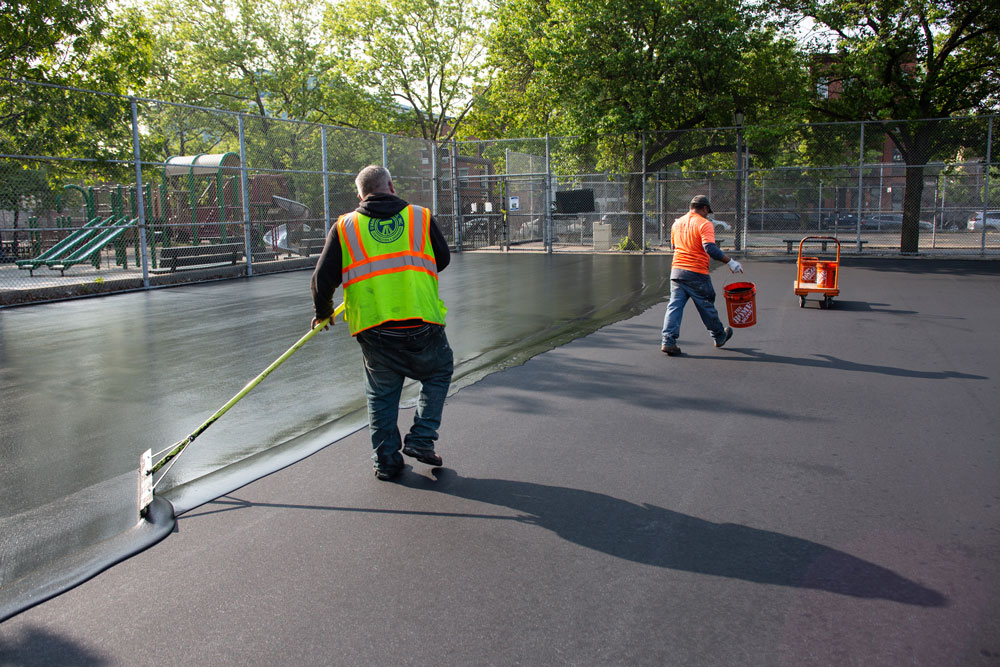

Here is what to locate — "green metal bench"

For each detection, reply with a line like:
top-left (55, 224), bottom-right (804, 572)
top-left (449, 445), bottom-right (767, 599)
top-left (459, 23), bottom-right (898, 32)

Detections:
top-left (151, 243), bottom-right (245, 273)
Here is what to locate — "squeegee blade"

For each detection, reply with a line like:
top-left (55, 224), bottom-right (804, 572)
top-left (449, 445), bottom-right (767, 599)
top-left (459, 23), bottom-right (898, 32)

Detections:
top-left (138, 449), bottom-right (153, 516)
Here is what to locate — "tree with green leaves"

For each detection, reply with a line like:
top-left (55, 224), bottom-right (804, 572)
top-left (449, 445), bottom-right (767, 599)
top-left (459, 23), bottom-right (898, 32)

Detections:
top-left (1, 0), bottom-right (153, 203)
top-left (144, 0), bottom-right (390, 127)
top-left (2, 0), bottom-right (107, 81)
top-left (786, 0), bottom-right (1000, 251)
top-left (323, 0), bottom-right (492, 144)
top-left (478, 0), bottom-right (810, 247)
top-left (141, 0), bottom-right (399, 193)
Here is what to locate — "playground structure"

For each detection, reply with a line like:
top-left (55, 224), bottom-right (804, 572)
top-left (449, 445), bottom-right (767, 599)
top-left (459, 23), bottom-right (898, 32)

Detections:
top-left (5, 154), bottom-right (321, 275)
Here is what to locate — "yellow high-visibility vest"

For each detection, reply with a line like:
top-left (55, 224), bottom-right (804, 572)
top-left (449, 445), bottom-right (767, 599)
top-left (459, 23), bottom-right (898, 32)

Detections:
top-left (337, 204), bottom-right (447, 335)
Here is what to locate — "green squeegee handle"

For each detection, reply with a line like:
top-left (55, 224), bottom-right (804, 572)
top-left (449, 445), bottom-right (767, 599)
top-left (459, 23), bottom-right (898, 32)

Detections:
top-left (149, 302), bottom-right (345, 477)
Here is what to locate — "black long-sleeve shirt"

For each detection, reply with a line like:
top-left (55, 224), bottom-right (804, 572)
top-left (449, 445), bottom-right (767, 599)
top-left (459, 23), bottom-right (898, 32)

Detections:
top-left (311, 192), bottom-right (451, 322)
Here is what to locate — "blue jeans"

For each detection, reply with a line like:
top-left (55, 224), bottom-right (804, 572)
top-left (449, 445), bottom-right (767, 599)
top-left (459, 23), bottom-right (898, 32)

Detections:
top-left (357, 325), bottom-right (454, 470)
top-left (661, 272), bottom-right (727, 347)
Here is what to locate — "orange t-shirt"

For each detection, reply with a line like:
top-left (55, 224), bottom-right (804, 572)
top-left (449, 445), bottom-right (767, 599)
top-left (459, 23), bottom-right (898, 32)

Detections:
top-left (670, 211), bottom-right (715, 274)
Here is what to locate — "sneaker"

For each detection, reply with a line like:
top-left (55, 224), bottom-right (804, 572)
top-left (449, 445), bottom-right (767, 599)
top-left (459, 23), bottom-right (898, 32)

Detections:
top-left (661, 344), bottom-right (682, 356)
top-left (402, 445), bottom-right (443, 467)
top-left (374, 464), bottom-right (403, 481)
top-left (715, 327), bottom-right (734, 348)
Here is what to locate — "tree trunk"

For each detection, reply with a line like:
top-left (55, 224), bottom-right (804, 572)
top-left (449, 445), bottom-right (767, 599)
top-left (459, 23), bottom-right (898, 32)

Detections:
top-left (900, 164), bottom-right (925, 253)
top-left (624, 150), bottom-right (644, 250)
top-left (899, 130), bottom-right (930, 254)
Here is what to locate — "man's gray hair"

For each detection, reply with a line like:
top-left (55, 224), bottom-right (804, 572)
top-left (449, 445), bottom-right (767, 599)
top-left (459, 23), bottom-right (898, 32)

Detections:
top-left (355, 165), bottom-right (392, 197)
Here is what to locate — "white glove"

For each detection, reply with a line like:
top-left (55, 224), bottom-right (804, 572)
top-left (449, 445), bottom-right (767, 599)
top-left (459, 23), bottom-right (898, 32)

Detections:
top-left (727, 259), bottom-right (743, 273)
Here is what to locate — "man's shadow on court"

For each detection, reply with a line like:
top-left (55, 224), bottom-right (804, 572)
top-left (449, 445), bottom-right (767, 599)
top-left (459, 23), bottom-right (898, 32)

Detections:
top-left (402, 468), bottom-right (946, 607)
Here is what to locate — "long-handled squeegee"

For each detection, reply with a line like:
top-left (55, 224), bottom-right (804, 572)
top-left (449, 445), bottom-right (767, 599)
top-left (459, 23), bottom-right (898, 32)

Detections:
top-left (139, 302), bottom-right (345, 515)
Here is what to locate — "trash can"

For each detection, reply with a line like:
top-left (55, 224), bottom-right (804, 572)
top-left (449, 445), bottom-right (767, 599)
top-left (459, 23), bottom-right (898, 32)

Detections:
top-left (593, 221), bottom-right (611, 250)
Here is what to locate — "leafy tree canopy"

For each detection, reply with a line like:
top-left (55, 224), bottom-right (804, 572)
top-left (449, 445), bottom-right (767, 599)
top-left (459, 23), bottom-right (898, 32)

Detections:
top-left (788, 0), bottom-right (1000, 121)
top-left (477, 0), bottom-right (810, 171)
top-left (144, 0), bottom-right (385, 129)
top-left (323, 0), bottom-right (492, 143)
top-left (783, 0), bottom-right (1000, 250)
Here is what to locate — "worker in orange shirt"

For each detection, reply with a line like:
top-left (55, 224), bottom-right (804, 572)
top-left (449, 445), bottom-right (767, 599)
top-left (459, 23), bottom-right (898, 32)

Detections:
top-left (661, 195), bottom-right (743, 356)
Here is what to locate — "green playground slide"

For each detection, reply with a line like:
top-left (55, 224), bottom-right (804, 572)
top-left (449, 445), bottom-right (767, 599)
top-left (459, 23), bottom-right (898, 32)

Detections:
top-left (16, 216), bottom-right (114, 273)
top-left (46, 218), bottom-right (138, 275)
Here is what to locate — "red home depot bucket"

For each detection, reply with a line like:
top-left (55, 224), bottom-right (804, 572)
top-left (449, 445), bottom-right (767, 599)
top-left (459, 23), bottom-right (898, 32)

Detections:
top-left (724, 282), bottom-right (757, 328)
top-left (816, 262), bottom-right (837, 288)
top-left (799, 257), bottom-right (819, 283)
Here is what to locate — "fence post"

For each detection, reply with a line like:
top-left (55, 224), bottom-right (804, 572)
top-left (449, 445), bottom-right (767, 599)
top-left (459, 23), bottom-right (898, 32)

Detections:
top-left (431, 140), bottom-right (438, 216)
top-left (545, 133), bottom-right (552, 253)
top-left (742, 141), bottom-right (749, 248)
top-left (129, 98), bottom-right (150, 288)
top-left (735, 123), bottom-right (744, 252)
top-left (760, 173), bottom-right (765, 234)
top-left (504, 148), bottom-right (510, 250)
top-left (382, 134), bottom-right (388, 169)
top-left (322, 126), bottom-right (330, 236)
top-left (857, 121), bottom-right (865, 252)
top-left (451, 139), bottom-right (460, 250)
top-left (641, 132), bottom-right (647, 253)
top-left (238, 115), bottom-right (253, 276)
top-left (939, 172), bottom-right (946, 233)
top-left (981, 115), bottom-right (993, 255)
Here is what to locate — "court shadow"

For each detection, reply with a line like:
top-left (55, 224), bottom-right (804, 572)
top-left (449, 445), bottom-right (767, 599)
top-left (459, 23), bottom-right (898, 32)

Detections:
top-left (0, 626), bottom-right (107, 665)
top-left (821, 300), bottom-right (919, 315)
top-left (720, 348), bottom-right (986, 380)
top-left (403, 469), bottom-right (947, 607)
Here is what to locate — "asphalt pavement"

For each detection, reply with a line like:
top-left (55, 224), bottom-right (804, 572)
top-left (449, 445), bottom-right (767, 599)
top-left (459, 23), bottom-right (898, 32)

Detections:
top-left (2, 256), bottom-right (999, 665)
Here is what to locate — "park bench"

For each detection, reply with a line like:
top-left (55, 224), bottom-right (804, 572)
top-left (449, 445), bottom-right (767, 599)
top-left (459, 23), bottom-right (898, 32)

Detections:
top-left (783, 238), bottom-right (867, 254)
top-left (152, 243), bottom-right (245, 273)
top-left (295, 237), bottom-right (327, 257)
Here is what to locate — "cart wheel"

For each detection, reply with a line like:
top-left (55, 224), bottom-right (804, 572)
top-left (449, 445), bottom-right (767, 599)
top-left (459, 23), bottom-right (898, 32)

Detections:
top-left (818, 298), bottom-right (827, 309)
top-left (799, 295), bottom-right (806, 308)
top-left (825, 296), bottom-right (834, 309)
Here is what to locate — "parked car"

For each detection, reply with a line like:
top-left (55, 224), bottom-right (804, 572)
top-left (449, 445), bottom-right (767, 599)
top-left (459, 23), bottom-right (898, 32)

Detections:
top-left (747, 210), bottom-right (802, 229)
top-left (805, 212), bottom-right (834, 229)
top-left (967, 211), bottom-right (1000, 231)
top-left (861, 213), bottom-right (932, 231)
top-left (829, 213), bottom-right (860, 229)
top-left (806, 212), bottom-right (859, 230)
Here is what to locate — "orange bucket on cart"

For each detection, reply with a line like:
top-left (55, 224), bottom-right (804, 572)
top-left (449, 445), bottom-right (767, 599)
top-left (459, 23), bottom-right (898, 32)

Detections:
top-left (724, 282), bottom-right (757, 328)
top-left (799, 257), bottom-right (819, 283)
top-left (816, 262), bottom-right (837, 288)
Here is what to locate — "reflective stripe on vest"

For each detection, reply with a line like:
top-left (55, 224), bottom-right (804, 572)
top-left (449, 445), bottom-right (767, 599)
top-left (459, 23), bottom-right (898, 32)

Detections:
top-left (339, 213), bottom-right (366, 264)
top-left (338, 205), bottom-right (436, 287)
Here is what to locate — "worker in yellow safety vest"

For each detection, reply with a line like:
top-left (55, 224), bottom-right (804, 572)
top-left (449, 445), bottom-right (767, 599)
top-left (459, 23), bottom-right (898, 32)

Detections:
top-left (312, 165), bottom-right (452, 480)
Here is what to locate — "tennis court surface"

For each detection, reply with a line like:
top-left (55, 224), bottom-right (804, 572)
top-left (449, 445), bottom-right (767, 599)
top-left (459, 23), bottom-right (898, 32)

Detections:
top-left (2, 255), bottom-right (999, 665)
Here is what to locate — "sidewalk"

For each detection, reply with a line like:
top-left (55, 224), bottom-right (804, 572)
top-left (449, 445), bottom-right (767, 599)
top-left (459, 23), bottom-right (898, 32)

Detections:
top-left (2, 258), bottom-right (999, 665)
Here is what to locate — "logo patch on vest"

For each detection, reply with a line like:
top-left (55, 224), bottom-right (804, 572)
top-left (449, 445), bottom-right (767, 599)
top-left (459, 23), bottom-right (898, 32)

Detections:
top-left (369, 213), bottom-right (405, 243)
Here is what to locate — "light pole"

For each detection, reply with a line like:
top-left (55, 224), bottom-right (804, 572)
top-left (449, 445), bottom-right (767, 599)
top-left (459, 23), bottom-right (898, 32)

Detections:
top-left (734, 108), bottom-right (744, 252)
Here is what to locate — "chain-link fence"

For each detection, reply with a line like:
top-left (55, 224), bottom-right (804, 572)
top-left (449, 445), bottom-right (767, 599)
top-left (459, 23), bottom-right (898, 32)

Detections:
top-left (455, 119), bottom-right (998, 255)
top-left (2, 79), bottom-right (998, 303)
